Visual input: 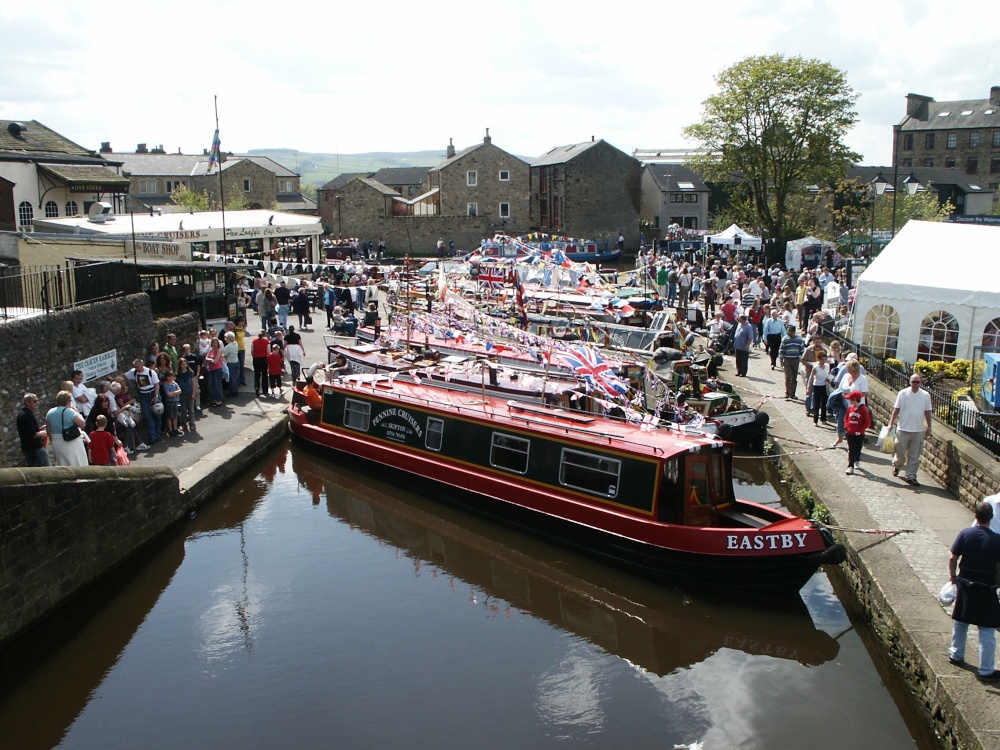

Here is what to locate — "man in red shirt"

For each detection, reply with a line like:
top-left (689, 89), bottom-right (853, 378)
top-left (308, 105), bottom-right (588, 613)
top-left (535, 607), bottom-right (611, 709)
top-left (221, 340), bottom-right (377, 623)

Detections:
top-left (720, 298), bottom-right (738, 324)
top-left (251, 329), bottom-right (272, 398)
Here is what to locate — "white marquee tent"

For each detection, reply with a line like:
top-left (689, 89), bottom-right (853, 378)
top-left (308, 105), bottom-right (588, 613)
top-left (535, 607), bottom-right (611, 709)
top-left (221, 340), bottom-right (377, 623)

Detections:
top-left (851, 220), bottom-right (1000, 363)
top-left (704, 224), bottom-right (761, 247)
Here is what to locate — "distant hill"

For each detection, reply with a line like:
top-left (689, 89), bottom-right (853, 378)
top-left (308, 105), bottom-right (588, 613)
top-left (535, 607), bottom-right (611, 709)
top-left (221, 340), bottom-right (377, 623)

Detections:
top-left (247, 149), bottom-right (446, 189)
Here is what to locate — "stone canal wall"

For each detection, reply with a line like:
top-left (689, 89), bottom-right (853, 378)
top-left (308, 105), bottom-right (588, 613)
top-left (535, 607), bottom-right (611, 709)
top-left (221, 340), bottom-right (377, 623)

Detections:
top-left (0, 466), bottom-right (181, 647)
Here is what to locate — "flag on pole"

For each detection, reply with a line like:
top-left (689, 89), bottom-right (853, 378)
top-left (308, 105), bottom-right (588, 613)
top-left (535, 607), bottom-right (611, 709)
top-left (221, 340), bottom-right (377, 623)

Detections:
top-left (478, 266), bottom-right (505, 293)
top-left (512, 267), bottom-right (529, 328)
top-left (208, 129), bottom-right (221, 170)
top-left (558, 346), bottom-right (629, 397)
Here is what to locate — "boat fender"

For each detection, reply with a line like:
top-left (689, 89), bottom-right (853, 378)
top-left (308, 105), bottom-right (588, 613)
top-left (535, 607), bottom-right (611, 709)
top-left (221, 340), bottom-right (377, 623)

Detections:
top-left (755, 411), bottom-right (770, 427)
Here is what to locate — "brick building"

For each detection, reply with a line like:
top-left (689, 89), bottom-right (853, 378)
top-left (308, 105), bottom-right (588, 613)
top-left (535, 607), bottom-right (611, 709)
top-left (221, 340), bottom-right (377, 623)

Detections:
top-left (529, 138), bottom-right (640, 250)
top-left (893, 86), bottom-right (1000, 203)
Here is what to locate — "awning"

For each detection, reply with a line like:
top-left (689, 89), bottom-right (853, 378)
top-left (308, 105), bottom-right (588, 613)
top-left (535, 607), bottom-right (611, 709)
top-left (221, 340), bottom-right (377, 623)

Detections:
top-left (37, 163), bottom-right (131, 193)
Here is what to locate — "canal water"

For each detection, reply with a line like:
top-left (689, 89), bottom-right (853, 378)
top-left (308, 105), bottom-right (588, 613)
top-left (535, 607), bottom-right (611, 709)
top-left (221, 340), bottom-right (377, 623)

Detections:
top-left (0, 446), bottom-right (940, 749)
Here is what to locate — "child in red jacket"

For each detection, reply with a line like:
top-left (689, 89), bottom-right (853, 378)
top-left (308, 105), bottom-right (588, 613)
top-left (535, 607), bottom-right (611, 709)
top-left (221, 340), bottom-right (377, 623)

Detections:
top-left (267, 344), bottom-right (285, 397)
top-left (844, 390), bottom-right (871, 475)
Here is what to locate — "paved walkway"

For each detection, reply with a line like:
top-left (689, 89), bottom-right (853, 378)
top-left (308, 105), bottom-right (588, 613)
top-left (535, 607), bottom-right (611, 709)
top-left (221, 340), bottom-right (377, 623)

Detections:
top-left (727, 345), bottom-right (1000, 749)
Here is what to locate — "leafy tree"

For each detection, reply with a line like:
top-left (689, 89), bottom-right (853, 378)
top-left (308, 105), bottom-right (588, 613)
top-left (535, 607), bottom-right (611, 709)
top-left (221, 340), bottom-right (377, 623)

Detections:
top-left (170, 184), bottom-right (210, 211)
top-left (830, 177), bottom-right (954, 240)
top-left (226, 193), bottom-right (249, 211)
top-left (685, 55), bottom-right (860, 245)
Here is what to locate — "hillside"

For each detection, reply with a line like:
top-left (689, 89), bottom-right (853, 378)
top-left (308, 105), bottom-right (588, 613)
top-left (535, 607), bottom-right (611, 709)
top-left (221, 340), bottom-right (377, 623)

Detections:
top-left (247, 148), bottom-right (445, 189)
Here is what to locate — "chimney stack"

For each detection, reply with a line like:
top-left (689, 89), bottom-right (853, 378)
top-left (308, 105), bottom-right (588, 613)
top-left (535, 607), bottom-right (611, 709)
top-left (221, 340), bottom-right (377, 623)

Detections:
top-left (905, 93), bottom-right (932, 120)
top-left (136, 143), bottom-right (148, 153)
top-left (483, 128), bottom-right (491, 146)
top-left (991, 86), bottom-right (1000, 106)
top-left (100, 142), bottom-right (112, 153)
top-left (446, 138), bottom-right (455, 158)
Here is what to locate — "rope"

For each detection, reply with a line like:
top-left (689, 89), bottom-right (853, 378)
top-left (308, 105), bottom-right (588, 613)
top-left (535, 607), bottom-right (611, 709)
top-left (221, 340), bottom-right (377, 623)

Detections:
top-left (820, 524), bottom-right (915, 539)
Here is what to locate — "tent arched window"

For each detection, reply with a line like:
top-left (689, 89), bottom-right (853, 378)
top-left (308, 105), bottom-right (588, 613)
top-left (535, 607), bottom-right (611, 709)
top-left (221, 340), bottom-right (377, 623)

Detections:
top-left (861, 304), bottom-right (900, 358)
top-left (18, 201), bottom-right (34, 228)
top-left (983, 318), bottom-right (1000, 349)
top-left (45, 200), bottom-right (59, 218)
top-left (918, 310), bottom-right (959, 362)
top-left (65, 200), bottom-right (78, 216)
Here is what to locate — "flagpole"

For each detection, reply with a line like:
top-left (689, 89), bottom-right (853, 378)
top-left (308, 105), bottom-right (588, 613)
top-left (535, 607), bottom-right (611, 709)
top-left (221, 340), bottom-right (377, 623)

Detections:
top-left (213, 95), bottom-right (228, 257)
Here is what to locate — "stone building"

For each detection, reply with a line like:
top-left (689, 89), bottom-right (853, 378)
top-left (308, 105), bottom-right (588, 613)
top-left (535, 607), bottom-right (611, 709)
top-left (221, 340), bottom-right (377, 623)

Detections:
top-left (110, 145), bottom-right (316, 215)
top-left (370, 167), bottom-right (431, 198)
top-left (0, 120), bottom-right (130, 230)
top-left (317, 131), bottom-right (530, 255)
top-left (639, 164), bottom-right (710, 232)
top-left (893, 86), bottom-right (1000, 203)
top-left (529, 138), bottom-right (641, 250)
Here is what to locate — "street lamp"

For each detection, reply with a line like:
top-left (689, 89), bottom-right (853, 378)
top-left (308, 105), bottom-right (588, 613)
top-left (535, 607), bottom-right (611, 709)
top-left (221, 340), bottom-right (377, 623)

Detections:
top-left (870, 172), bottom-right (891, 255)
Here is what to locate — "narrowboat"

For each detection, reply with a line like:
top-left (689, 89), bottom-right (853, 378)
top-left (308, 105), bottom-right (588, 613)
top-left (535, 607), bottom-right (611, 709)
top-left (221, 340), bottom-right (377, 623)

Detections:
top-left (288, 374), bottom-right (845, 593)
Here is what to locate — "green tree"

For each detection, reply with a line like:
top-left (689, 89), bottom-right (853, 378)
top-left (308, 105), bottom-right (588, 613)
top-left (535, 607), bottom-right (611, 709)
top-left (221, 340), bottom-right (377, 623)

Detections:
top-left (685, 55), bottom-right (861, 245)
top-left (170, 184), bottom-right (210, 211)
top-left (226, 193), bottom-right (249, 211)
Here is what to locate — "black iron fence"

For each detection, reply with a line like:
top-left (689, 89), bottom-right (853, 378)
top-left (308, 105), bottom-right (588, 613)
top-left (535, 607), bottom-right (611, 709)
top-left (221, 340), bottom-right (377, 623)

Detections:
top-left (818, 321), bottom-right (1000, 459)
top-left (0, 261), bottom-right (130, 319)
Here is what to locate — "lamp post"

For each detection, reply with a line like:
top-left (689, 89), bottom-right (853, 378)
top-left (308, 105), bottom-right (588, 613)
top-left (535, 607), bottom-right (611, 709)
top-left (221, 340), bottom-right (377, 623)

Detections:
top-left (869, 172), bottom-right (890, 256)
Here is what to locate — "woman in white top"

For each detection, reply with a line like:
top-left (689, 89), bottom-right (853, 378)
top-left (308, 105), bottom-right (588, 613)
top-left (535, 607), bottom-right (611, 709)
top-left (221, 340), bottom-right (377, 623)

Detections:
top-left (45, 390), bottom-right (88, 466)
top-left (809, 356), bottom-right (832, 425)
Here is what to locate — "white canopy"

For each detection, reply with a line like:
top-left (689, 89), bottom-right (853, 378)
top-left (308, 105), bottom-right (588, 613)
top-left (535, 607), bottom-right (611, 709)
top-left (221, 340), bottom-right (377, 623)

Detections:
top-left (785, 236), bottom-right (836, 271)
top-left (704, 224), bottom-right (761, 247)
top-left (851, 220), bottom-right (1000, 362)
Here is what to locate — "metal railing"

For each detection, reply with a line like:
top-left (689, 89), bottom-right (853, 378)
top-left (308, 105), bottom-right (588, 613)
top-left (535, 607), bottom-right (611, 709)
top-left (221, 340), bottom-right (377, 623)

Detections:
top-left (0, 261), bottom-right (129, 319)
top-left (818, 321), bottom-right (1000, 459)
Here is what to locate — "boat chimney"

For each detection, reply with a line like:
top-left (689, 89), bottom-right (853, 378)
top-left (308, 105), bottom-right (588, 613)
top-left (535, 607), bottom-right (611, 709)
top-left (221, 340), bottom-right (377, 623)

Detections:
top-left (488, 361), bottom-right (498, 386)
top-left (446, 138), bottom-right (455, 159)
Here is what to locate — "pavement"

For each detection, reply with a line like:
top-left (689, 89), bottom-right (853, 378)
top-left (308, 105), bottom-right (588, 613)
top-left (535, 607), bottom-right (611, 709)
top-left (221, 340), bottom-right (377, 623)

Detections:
top-left (725, 342), bottom-right (1000, 750)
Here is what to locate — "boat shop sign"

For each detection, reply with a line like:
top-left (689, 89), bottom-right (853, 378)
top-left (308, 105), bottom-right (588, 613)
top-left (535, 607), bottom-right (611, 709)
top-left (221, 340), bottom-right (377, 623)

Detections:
top-left (127, 239), bottom-right (192, 262)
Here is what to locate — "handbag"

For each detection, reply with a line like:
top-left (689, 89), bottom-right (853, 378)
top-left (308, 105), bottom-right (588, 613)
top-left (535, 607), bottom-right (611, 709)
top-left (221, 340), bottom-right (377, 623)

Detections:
top-left (876, 426), bottom-right (896, 453)
top-left (61, 408), bottom-right (82, 441)
top-left (305, 314), bottom-right (313, 326)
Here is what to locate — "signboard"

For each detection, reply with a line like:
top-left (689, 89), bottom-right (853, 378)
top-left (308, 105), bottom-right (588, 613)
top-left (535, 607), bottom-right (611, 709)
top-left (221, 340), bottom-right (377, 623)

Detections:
top-left (225, 224), bottom-right (318, 240)
top-left (75, 349), bottom-right (118, 382)
top-left (127, 239), bottom-right (192, 262)
top-left (951, 215), bottom-right (1000, 226)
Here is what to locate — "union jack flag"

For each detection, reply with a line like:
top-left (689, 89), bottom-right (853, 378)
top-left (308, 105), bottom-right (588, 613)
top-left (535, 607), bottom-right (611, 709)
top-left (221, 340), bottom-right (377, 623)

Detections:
top-left (479, 266), bottom-right (505, 292)
top-left (512, 267), bottom-right (529, 328)
top-left (558, 346), bottom-right (629, 397)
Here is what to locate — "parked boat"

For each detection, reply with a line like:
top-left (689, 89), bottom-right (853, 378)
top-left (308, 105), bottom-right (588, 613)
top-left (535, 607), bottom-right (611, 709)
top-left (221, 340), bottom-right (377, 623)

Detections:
top-left (289, 374), bottom-right (845, 592)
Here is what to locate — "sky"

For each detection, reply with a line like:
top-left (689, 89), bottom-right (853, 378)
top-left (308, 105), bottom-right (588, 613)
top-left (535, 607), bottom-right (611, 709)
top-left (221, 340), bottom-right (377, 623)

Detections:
top-left (2, 0), bottom-right (998, 167)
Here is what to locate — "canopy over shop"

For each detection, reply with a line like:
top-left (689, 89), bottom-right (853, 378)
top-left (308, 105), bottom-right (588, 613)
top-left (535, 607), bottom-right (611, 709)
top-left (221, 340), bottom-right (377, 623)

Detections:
top-left (33, 209), bottom-right (322, 264)
top-left (851, 220), bottom-right (1000, 363)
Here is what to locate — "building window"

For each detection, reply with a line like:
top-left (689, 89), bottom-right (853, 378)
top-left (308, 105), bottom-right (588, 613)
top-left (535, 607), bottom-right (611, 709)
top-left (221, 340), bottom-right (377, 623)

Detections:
top-left (279, 179), bottom-right (293, 193)
top-left (44, 200), bottom-right (59, 218)
top-left (968, 157), bottom-right (979, 174)
top-left (669, 193), bottom-right (683, 203)
top-left (467, 203), bottom-right (478, 217)
top-left (684, 194), bottom-right (698, 203)
top-left (862, 304), bottom-right (900, 358)
top-left (945, 157), bottom-right (956, 169)
top-left (994, 130), bottom-right (1000, 147)
top-left (243, 179), bottom-right (252, 193)
top-left (925, 133), bottom-right (935, 149)
top-left (408, 186), bottom-right (414, 196)
top-left (498, 170), bottom-right (510, 182)
top-left (425, 417), bottom-right (444, 452)
top-left (552, 196), bottom-right (561, 229)
top-left (902, 158), bottom-right (913, 167)
top-left (902, 133), bottom-right (914, 150)
top-left (140, 179), bottom-right (157, 194)
top-left (970, 132), bottom-right (980, 149)
top-left (539, 198), bottom-right (548, 227)
top-left (499, 202), bottom-right (510, 218)
top-left (467, 170), bottom-right (477, 187)
top-left (559, 449), bottom-right (621, 498)
top-left (18, 201), bottom-right (33, 228)
top-left (165, 180), bottom-right (187, 193)
top-left (924, 158), bottom-right (934, 167)
top-left (491, 433), bottom-right (530, 474)
top-left (919, 310), bottom-right (959, 362)
top-left (947, 132), bottom-right (957, 148)
top-left (991, 157), bottom-right (1000, 174)
top-left (65, 201), bottom-right (78, 216)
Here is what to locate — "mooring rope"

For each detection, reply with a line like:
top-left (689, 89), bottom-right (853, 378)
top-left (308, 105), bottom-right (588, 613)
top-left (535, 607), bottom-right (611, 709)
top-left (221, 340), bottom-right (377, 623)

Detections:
top-left (820, 524), bottom-right (915, 539)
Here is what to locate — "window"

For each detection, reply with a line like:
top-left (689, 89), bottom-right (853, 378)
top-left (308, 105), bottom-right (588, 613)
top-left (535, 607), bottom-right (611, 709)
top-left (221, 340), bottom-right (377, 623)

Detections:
top-left (918, 310), bottom-right (959, 362)
top-left (994, 131), bottom-right (1000, 148)
top-left (984, 319), bottom-right (1000, 349)
top-left (902, 133), bottom-right (914, 150)
top-left (491, 433), bottom-right (529, 474)
top-left (498, 170), bottom-right (510, 182)
top-left (44, 200), bottom-right (58, 218)
top-left (279, 179), bottom-right (293, 193)
top-left (683, 194), bottom-right (698, 203)
top-left (968, 157), bottom-right (979, 174)
top-left (140, 179), bottom-right (157, 194)
top-left (945, 156), bottom-right (956, 168)
top-left (862, 304), bottom-right (900, 358)
top-left (552, 195), bottom-right (560, 229)
top-left (992, 157), bottom-right (1000, 174)
top-left (426, 417), bottom-right (444, 452)
top-left (65, 201), bottom-right (78, 216)
top-left (18, 201), bottom-right (33, 228)
top-left (165, 180), bottom-right (187, 193)
top-left (467, 203), bottom-right (478, 217)
top-left (408, 186), bottom-right (414, 196)
top-left (343, 399), bottom-right (371, 431)
top-left (925, 133), bottom-right (935, 149)
top-left (902, 158), bottom-right (913, 167)
top-left (669, 193), bottom-right (683, 203)
top-left (498, 202), bottom-right (510, 218)
top-left (467, 170), bottom-right (477, 187)
top-left (970, 132), bottom-right (980, 148)
top-left (559, 449), bottom-right (621, 497)
top-left (539, 198), bottom-right (548, 227)
top-left (924, 158), bottom-right (934, 167)
top-left (243, 179), bottom-right (252, 193)
top-left (947, 132), bottom-right (957, 148)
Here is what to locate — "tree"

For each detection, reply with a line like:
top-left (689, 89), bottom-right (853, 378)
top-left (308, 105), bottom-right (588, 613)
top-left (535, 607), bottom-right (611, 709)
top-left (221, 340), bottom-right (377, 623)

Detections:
top-left (170, 184), bottom-right (210, 211)
top-left (685, 55), bottom-right (860, 246)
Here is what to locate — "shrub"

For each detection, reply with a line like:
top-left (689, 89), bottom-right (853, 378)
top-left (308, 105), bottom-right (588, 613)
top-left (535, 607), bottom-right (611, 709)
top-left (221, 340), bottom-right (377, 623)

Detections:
top-left (946, 360), bottom-right (972, 381)
top-left (885, 357), bottom-right (905, 373)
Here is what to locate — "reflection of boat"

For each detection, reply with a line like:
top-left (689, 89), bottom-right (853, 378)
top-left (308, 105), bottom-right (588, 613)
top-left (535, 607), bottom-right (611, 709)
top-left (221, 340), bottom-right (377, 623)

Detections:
top-left (303, 457), bottom-right (841, 675)
top-left (289, 374), bottom-right (844, 592)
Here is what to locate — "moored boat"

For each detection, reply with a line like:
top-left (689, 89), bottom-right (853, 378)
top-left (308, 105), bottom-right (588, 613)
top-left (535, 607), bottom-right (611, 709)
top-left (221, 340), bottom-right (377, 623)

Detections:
top-left (289, 374), bottom-right (844, 592)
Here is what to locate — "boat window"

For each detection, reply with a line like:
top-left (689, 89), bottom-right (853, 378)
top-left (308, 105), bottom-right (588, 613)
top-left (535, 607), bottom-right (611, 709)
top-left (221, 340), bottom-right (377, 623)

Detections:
top-left (426, 417), bottom-right (444, 452)
top-left (688, 460), bottom-right (710, 505)
top-left (490, 433), bottom-right (530, 474)
top-left (344, 399), bottom-right (371, 432)
top-left (709, 455), bottom-right (725, 501)
top-left (664, 458), bottom-right (679, 484)
top-left (559, 448), bottom-right (620, 498)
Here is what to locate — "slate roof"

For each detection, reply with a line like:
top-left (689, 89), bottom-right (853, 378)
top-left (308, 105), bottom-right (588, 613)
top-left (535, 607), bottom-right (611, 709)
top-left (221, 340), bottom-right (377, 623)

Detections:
top-left (0, 120), bottom-right (110, 164)
top-left (356, 176), bottom-right (401, 196)
top-left (370, 167), bottom-right (430, 186)
top-left (319, 172), bottom-right (371, 191)
top-left (37, 163), bottom-right (130, 189)
top-left (275, 194), bottom-right (318, 211)
top-left (643, 163), bottom-right (708, 192)
top-left (427, 143), bottom-right (483, 173)
top-left (898, 96), bottom-right (1000, 131)
top-left (530, 140), bottom-right (603, 167)
top-left (118, 153), bottom-right (299, 178)
top-left (848, 165), bottom-right (991, 195)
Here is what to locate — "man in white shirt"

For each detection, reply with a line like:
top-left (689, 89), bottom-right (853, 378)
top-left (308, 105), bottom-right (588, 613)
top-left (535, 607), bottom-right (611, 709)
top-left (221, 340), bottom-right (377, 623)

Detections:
top-left (887, 373), bottom-right (933, 486)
